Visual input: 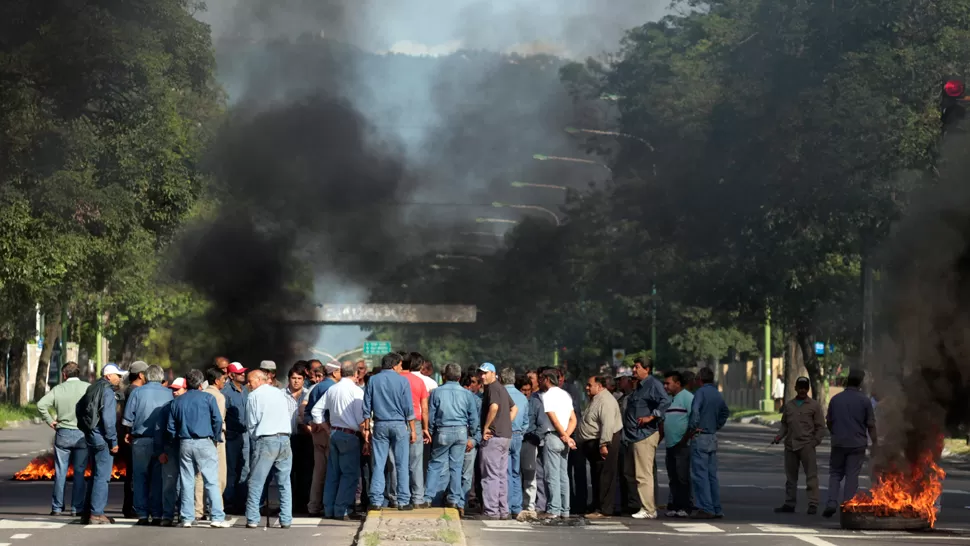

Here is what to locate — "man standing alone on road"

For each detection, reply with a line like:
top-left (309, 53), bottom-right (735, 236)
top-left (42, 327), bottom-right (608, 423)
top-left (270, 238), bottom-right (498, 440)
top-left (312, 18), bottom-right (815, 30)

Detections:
top-left (363, 352), bottom-right (415, 510)
top-left (78, 363), bottom-right (127, 524)
top-left (123, 365), bottom-right (174, 525)
top-left (478, 363), bottom-right (517, 520)
top-left (662, 371), bottom-right (693, 518)
top-left (622, 357), bottom-right (669, 520)
top-left (37, 362), bottom-right (90, 517)
top-left (687, 367), bottom-right (729, 519)
top-left (773, 376), bottom-right (825, 515)
top-left (167, 369), bottom-right (231, 528)
top-left (246, 368), bottom-right (295, 528)
top-left (823, 369), bottom-right (876, 518)
top-left (578, 375), bottom-right (622, 519)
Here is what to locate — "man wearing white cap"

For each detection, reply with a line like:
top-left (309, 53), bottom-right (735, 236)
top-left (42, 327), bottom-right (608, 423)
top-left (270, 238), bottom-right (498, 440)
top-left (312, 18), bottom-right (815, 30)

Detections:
top-left (77, 363), bottom-right (127, 524)
top-left (305, 361), bottom-right (341, 515)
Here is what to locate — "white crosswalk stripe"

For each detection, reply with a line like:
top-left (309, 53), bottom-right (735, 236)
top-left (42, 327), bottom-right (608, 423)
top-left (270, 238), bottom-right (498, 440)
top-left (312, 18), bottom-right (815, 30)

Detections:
top-left (751, 524), bottom-right (817, 534)
top-left (662, 522), bottom-right (723, 533)
top-left (0, 521), bottom-right (66, 530)
top-left (8, 535), bottom-right (30, 540)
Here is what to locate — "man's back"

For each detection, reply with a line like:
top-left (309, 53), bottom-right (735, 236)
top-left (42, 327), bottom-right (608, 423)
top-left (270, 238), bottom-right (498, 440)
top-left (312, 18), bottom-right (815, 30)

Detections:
top-left (247, 384), bottom-right (292, 436)
top-left (364, 370), bottom-right (413, 422)
top-left (689, 383), bottom-right (728, 434)
top-left (38, 378), bottom-right (90, 429)
top-left (827, 388), bottom-right (874, 449)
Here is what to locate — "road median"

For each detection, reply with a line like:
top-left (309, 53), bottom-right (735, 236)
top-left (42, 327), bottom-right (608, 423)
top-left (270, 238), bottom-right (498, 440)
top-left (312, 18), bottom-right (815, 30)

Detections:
top-left (359, 507), bottom-right (464, 546)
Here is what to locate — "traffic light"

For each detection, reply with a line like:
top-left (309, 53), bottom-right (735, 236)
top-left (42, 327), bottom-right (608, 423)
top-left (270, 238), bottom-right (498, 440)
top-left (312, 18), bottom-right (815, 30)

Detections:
top-left (942, 78), bottom-right (967, 133)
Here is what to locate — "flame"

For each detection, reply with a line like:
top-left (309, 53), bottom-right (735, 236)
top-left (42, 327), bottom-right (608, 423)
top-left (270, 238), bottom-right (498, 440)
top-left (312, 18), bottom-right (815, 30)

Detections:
top-left (13, 452), bottom-right (126, 481)
top-left (842, 450), bottom-right (945, 527)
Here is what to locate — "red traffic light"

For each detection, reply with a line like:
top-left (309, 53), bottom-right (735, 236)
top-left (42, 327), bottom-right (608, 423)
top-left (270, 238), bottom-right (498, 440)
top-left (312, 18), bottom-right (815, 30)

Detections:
top-left (945, 80), bottom-right (965, 97)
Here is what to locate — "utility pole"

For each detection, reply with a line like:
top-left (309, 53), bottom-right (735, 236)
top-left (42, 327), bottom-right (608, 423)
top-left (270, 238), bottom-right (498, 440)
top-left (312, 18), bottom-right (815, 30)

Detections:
top-left (761, 307), bottom-right (773, 412)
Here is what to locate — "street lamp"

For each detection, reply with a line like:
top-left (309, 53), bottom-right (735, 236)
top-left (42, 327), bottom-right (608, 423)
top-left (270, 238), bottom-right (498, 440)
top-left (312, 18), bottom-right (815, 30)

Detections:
top-left (564, 127), bottom-right (654, 151)
top-left (511, 181), bottom-right (568, 191)
top-left (461, 231), bottom-right (505, 238)
top-left (491, 202), bottom-right (561, 226)
top-left (436, 254), bottom-right (485, 264)
top-left (533, 153), bottom-right (612, 173)
top-left (476, 217), bottom-right (519, 225)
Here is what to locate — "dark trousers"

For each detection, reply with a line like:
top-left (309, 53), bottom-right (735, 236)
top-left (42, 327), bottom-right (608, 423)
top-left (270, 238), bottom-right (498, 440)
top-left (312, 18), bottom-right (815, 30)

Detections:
top-left (568, 437), bottom-right (588, 513)
top-left (826, 446), bottom-right (866, 508)
top-left (121, 441), bottom-right (134, 516)
top-left (289, 434), bottom-right (313, 514)
top-left (665, 442), bottom-right (691, 512)
top-left (617, 445), bottom-right (634, 513)
top-left (582, 431), bottom-right (621, 515)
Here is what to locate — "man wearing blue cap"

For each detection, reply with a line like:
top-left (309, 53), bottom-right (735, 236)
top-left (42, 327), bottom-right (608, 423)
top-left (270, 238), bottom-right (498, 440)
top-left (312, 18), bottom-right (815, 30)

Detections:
top-left (478, 363), bottom-right (517, 520)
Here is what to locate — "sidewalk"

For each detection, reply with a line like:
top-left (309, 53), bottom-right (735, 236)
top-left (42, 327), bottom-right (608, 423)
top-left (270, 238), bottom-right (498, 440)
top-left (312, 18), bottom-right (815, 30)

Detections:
top-left (360, 508), bottom-right (465, 546)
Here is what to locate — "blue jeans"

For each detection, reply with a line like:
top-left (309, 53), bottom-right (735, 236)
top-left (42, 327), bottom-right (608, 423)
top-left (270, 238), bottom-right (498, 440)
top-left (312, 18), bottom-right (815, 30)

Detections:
top-left (52, 428), bottom-right (87, 514)
top-left (324, 430), bottom-right (361, 517)
top-left (178, 439), bottom-right (225, 523)
top-left (224, 432), bottom-right (249, 508)
top-left (84, 433), bottom-right (113, 516)
top-left (131, 437), bottom-right (163, 518)
top-left (424, 426), bottom-right (467, 507)
top-left (690, 433), bottom-right (721, 515)
top-left (409, 436), bottom-right (425, 502)
top-left (246, 435), bottom-right (293, 526)
top-left (507, 433), bottom-right (524, 514)
top-left (543, 434), bottom-right (570, 517)
top-left (370, 421), bottom-right (410, 507)
top-left (161, 445), bottom-right (179, 519)
top-left (462, 445), bottom-right (477, 506)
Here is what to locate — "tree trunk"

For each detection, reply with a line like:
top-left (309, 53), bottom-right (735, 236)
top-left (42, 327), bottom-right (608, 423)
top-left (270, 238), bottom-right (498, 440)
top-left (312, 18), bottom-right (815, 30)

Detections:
top-left (796, 326), bottom-right (825, 412)
top-left (116, 324), bottom-right (148, 368)
top-left (8, 339), bottom-right (29, 406)
top-left (0, 339), bottom-right (8, 403)
top-left (785, 336), bottom-right (800, 402)
top-left (33, 303), bottom-right (63, 402)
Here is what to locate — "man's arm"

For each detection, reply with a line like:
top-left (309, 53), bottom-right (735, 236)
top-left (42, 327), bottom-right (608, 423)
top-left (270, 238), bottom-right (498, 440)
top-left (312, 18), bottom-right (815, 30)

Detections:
top-left (715, 397), bottom-right (729, 430)
top-left (310, 390), bottom-right (328, 425)
top-left (122, 389), bottom-right (138, 429)
top-left (813, 401), bottom-right (826, 445)
top-left (565, 410), bottom-right (577, 437)
top-left (421, 395), bottom-right (431, 443)
top-left (246, 395), bottom-right (258, 439)
top-left (509, 398), bottom-right (518, 424)
top-left (466, 394), bottom-right (481, 451)
top-left (101, 387), bottom-right (118, 449)
top-left (483, 403), bottom-right (499, 439)
top-left (774, 402), bottom-right (789, 443)
top-left (825, 401), bottom-right (834, 432)
top-left (865, 401), bottom-right (877, 445)
top-left (687, 389), bottom-right (702, 431)
top-left (37, 389), bottom-right (57, 428)
top-left (210, 396), bottom-right (223, 442)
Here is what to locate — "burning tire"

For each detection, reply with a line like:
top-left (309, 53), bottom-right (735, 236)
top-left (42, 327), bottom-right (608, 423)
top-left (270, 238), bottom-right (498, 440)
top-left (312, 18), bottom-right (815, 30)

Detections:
top-left (840, 510), bottom-right (930, 531)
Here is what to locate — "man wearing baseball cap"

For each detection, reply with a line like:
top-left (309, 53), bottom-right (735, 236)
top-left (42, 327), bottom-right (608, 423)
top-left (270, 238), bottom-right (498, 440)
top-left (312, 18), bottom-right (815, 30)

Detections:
top-left (477, 362), bottom-right (517, 520)
top-left (772, 376), bottom-right (824, 515)
top-left (77, 363), bottom-right (127, 524)
top-left (222, 362), bottom-right (249, 512)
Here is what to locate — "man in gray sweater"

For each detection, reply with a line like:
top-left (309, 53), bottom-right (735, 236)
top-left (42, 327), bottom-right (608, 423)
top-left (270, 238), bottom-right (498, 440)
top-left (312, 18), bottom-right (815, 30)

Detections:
top-left (37, 362), bottom-right (90, 517)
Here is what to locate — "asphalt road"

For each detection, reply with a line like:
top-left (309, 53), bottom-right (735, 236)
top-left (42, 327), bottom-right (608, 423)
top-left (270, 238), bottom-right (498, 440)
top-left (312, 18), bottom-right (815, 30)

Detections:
top-left (4, 423), bottom-right (970, 546)
top-left (463, 423), bottom-right (970, 546)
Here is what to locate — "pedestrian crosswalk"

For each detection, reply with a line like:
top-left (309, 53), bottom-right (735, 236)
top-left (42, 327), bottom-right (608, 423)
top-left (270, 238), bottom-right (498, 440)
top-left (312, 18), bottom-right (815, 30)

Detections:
top-left (0, 516), bottom-right (355, 530)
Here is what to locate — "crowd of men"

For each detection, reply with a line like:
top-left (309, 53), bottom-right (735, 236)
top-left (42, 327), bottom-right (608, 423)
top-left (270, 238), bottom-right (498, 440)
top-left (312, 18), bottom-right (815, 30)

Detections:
top-left (36, 352), bottom-right (747, 528)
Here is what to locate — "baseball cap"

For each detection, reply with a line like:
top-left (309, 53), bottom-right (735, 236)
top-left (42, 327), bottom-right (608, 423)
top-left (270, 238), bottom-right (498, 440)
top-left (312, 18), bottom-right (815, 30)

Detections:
top-left (102, 363), bottom-right (128, 377)
top-left (615, 369), bottom-right (633, 378)
top-left (479, 362), bottom-right (496, 374)
top-left (227, 362), bottom-right (247, 374)
top-left (128, 361), bottom-right (149, 375)
top-left (325, 361), bottom-right (340, 371)
top-left (169, 377), bottom-right (187, 390)
top-left (795, 376), bottom-right (810, 387)
top-left (260, 360), bottom-right (277, 371)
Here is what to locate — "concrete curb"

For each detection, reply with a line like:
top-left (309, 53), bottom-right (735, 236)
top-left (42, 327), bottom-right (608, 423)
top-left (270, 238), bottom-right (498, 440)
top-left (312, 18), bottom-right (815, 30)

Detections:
top-left (358, 507), bottom-right (465, 546)
top-left (0, 417), bottom-right (42, 430)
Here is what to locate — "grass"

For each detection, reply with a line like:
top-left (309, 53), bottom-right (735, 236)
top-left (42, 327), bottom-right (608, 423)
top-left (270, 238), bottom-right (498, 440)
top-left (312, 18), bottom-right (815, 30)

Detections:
top-left (730, 407), bottom-right (782, 422)
top-left (0, 402), bottom-right (37, 429)
top-left (437, 529), bottom-right (461, 544)
top-left (439, 512), bottom-right (453, 522)
top-left (944, 437), bottom-right (970, 457)
top-left (361, 532), bottom-right (380, 546)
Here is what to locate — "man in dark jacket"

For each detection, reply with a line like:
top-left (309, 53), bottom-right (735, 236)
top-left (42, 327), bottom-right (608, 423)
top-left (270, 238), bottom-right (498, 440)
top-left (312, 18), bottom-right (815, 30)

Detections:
top-left (77, 363), bottom-right (127, 524)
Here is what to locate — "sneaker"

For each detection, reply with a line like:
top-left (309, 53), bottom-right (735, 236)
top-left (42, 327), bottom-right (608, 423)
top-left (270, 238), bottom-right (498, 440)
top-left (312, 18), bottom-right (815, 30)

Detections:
top-left (631, 509), bottom-right (657, 519)
top-left (136, 518), bottom-right (150, 526)
top-left (160, 519), bottom-right (173, 527)
top-left (246, 522), bottom-right (259, 529)
top-left (210, 519), bottom-right (235, 528)
top-left (807, 505), bottom-right (818, 515)
top-left (822, 507), bottom-right (837, 518)
top-left (280, 523), bottom-right (291, 529)
top-left (178, 521), bottom-right (192, 528)
top-left (675, 510), bottom-right (689, 518)
top-left (50, 511), bottom-right (62, 517)
top-left (774, 505), bottom-right (795, 514)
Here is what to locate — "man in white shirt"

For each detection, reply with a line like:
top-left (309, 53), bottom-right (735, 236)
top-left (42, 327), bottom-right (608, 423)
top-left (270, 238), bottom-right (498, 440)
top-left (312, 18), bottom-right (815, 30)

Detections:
top-left (311, 361), bottom-right (365, 519)
top-left (773, 376), bottom-right (785, 412)
top-left (413, 355), bottom-right (438, 393)
top-left (245, 369), bottom-right (293, 529)
top-left (538, 369), bottom-right (577, 519)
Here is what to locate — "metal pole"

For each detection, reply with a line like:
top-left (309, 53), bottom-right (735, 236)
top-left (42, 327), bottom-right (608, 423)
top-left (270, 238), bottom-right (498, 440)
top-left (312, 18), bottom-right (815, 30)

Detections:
top-left (650, 284), bottom-right (657, 362)
top-left (761, 307), bottom-right (773, 411)
top-left (95, 307), bottom-right (103, 376)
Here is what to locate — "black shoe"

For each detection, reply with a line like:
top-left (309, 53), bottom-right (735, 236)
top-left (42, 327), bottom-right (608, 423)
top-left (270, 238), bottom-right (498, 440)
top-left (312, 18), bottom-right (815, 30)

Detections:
top-left (822, 507), bottom-right (837, 518)
top-left (136, 518), bottom-right (150, 526)
top-left (414, 502), bottom-right (430, 509)
top-left (50, 511), bottom-right (62, 516)
top-left (367, 505), bottom-right (382, 512)
top-left (774, 505), bottom-right (795, 513)
top-left (280, 524), bottom-right (291, 529)
top-left (807, 505), bottom-right (818, 515)
top-left (388, 502), bottom-right (398, 509)
top-left (398, 504), bottom-right (414, 511)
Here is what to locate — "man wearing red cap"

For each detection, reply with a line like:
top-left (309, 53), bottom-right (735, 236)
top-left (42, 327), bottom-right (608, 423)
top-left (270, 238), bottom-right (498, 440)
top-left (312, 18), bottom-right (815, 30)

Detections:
top-left (222, 362), bottom-right (249, 513)
top-left (156, 377), bottom-right (187, 526)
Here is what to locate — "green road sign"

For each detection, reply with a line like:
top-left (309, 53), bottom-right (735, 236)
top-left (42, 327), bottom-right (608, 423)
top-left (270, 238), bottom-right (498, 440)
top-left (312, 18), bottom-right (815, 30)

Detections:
top-left (363, 341), bottom-right (392, 356)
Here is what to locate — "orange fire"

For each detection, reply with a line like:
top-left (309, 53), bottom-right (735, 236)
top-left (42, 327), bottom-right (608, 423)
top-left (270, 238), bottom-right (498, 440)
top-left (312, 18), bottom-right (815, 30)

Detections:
top-left (842, 450), bottom-right (945, 527)
top-left (13, 452), bottom-right (126, 481)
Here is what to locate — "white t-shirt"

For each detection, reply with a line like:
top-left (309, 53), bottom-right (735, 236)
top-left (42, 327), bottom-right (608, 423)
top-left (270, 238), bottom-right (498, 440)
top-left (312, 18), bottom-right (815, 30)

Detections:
top-left (540, 386), bottom-right (574, 430)
top-left (413, 371), bottom-right (438, 392)
top-left (773, 378), bottom-right (785, 399)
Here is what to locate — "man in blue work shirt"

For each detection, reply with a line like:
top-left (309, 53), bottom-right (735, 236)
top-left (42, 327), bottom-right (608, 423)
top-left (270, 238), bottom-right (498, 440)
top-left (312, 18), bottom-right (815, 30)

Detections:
top-left (520, 373), bottom-right (546, 520)
top-left (459, 371), bottom-right (483, 511)
top-left (221, 362), bottom-right (249, 513)
top-left (362, 352), bottom-right (415, 510)
top-left (823, 368), bottom-right (876, 518)
top-left (156, 377), bottom-right (188, 526)
top-left (621, 357), bottom-right (670, 519)
top-left (423, 363), bottom-right (479, 514)
top-left (123, 365), bottom-right (174, 525)
top-left (305, 361), bottom-right (339, 516)
top-left (687, 366), bottom-right (729, 519)
top-left (78, 363), bottom-right (127, 525)
top-left (502, 367), bottom-right (529, 518)
top-left (167, 369), bottom-right (232, 528)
